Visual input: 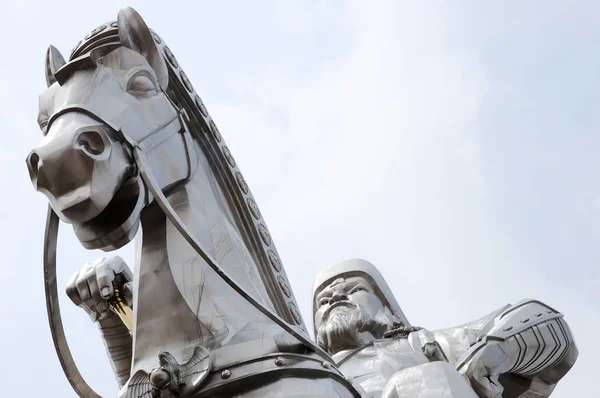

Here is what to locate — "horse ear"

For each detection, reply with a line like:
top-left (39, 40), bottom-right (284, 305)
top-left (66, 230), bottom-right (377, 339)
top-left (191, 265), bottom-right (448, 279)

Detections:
top-left (117, 7), bottom-right (169, 91)
top-left (45, 45), bottom-right (66, 87)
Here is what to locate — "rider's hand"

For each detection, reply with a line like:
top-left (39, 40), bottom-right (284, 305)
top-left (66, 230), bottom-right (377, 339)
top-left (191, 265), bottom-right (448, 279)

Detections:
top-left (66, 256), bottom-right (133, 322)
top-left (458, 341), bottom-right (512, 398)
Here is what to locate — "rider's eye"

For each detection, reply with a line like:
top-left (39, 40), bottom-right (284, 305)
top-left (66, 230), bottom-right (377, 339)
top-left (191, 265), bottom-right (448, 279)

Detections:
top-left (319, 299), bottom-right (329, 307)
top-left (127, 74), bottom-right (157, 98)
top-left (353, 287), bottom-right (366, 293)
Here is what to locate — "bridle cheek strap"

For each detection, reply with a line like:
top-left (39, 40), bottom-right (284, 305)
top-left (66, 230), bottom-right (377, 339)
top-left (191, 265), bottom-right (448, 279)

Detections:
top-left (47, 103), bottom-right (197, 192)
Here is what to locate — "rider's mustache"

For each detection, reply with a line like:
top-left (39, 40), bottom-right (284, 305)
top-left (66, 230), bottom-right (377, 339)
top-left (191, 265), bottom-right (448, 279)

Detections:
top-left (323, 300), bottom-right (358, 320)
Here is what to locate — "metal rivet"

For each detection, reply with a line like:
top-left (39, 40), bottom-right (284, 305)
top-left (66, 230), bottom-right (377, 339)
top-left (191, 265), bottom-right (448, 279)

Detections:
top-left (268, 250), bottom-right (282, 272)
top-left (210, 120), bottom-right (222, 142)
top-left (288, 301), bottom-right (302, 325)
top-left (278, 275), bottom-right (292, 298)
top-left (275, 357), bottom-right (286, 366)
top-left (259, 224), bottom-right (272, 246)
top-left (223, 146), bottom-right (236, 168)
top-left (322, 361), bottom-right (332, 369)
top-left (180, 70), bottom-right (194, 92)
top-left (221, 369), bottom-right (231, 379)
top-left (247, 197), bottom-right (261, 220)
top-left (345, 376), bottom-right (353, 385)
top-left (163, 46), bottom-right (179, 68)
top-left (235, 172), bottom-right (249, 194)
top-left (195, 95), bottom-right (208, 117)
top-left (521, 318), bottom-right (529, 323)
top-left (503, 326), bottom-right (513, 331)
top-left (535, 312), bottom-right (543, 317)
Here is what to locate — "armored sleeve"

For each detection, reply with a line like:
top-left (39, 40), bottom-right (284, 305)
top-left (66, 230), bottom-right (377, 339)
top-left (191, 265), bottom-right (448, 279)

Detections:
top-left (480, 299), bottom-right (577, 383)
top-left (432, 304), bottom-right (510, 364)
top-left (97, 312), bottom-right (133, 388)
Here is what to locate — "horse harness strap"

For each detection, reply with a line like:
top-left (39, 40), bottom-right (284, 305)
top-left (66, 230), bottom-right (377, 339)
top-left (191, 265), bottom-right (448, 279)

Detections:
top-left (48, 102), bottom-right (198, 191)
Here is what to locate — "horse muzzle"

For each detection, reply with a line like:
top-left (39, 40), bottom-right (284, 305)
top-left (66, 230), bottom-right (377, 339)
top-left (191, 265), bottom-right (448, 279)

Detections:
top-left (27, 125), bottom-right (133, 224)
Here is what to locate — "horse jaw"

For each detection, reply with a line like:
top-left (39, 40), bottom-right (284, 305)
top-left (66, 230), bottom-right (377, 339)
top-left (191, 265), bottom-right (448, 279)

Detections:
top-left (73, 175), bottom-right (146, 251)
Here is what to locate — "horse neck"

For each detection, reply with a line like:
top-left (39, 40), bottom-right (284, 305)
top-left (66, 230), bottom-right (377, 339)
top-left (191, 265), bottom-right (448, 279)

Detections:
top-left (131, 148), bottom-right (278, 372)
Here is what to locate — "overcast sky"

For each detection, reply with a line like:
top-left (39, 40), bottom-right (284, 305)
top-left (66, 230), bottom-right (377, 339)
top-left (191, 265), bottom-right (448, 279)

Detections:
top-left (0, 1), bottom-right (596, 396)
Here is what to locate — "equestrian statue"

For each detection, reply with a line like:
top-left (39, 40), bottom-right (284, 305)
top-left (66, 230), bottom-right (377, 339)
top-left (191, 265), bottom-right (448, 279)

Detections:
top-left (27, 6), bottom-right (360, 398)
top-left (26, 6), bottom-right (578, 398)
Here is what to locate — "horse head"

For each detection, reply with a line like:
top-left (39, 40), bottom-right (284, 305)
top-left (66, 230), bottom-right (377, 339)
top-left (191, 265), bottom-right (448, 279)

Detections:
top-left (27, 8), bottom-right (193, 251)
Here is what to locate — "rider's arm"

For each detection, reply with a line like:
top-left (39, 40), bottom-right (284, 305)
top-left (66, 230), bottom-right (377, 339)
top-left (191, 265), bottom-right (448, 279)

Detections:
top-left (97, 312), bottom-right (133, 388)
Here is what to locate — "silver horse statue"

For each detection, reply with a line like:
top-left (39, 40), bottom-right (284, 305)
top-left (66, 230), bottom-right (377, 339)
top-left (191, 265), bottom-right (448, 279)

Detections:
top-left (27, 7), bottom-right (360, 398)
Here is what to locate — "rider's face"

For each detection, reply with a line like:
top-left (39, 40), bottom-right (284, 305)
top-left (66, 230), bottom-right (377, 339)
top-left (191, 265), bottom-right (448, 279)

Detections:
top-left (314, 276), bottom-right (385, 331)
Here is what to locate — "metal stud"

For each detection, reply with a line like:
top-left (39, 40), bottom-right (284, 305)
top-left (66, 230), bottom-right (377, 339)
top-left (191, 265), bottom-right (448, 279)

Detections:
top-left (274, 357), bottom-right (286, 366)
top-left (221, 369), bottom-right (231, 379)
top-left (247, 197), bottom-right (261, 220)
top-left (259, 225), bottom-right (272, 246)
top-left (288, 301), bottom-right (302, 325)
top-left (278, 275), bottom-right (292, 298)
top-left (223, 146), bottom-right (236, 168)
top-left (321, 361), bottom-right (332, 369)
top-left (163, 46), bottom-right (179, 68)
top-left (195, 95), bottom-right (208, 117)
top-left (235, 172), bottom-right (249, 194)
top-left (210, 120), bottom-right (222, 142)
top-left (180, 70), bottom-right (194, 92)
top-left (268, 250), bottom-right (282, 272)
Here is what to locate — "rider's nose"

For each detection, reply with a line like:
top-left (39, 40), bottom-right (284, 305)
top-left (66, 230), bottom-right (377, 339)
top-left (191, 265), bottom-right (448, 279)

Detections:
top-left (330, 290), bottom-right (348, 304)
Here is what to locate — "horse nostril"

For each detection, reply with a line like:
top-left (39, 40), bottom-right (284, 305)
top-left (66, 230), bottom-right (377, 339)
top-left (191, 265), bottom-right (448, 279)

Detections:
top-left (28, 152), bottom-right (40, 175)
top-left (77, 130), bottom-right (105, 156)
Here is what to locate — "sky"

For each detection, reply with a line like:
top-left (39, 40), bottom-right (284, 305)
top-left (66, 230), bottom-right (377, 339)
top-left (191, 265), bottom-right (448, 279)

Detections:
top-left (0, 0), bottom-right (596, 396)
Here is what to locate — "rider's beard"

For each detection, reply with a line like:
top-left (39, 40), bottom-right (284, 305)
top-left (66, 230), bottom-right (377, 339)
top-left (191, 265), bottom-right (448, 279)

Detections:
top-left (316, 305), bottom-right (397, 355)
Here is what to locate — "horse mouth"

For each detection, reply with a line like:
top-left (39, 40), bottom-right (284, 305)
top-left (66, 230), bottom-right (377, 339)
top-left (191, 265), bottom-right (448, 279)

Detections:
top-left (73, 174), bottom-right (144, 251)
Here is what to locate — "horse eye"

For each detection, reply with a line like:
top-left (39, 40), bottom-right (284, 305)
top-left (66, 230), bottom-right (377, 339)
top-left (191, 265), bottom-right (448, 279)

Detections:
top-left (127, 74), bottom-right (157, 98)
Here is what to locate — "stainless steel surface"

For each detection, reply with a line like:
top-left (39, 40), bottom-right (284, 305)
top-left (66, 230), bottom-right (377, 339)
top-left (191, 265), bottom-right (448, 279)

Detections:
top-left (313, 259), bottom-right (578, 398)
top-left (29, 6), bottom-right (358, 398)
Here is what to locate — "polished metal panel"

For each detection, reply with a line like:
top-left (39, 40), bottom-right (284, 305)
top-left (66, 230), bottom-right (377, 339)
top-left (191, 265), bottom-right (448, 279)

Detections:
top-left (313, 259), bottom-right (578, 398)
top-left (29, 7), bottom-right (359, 397)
